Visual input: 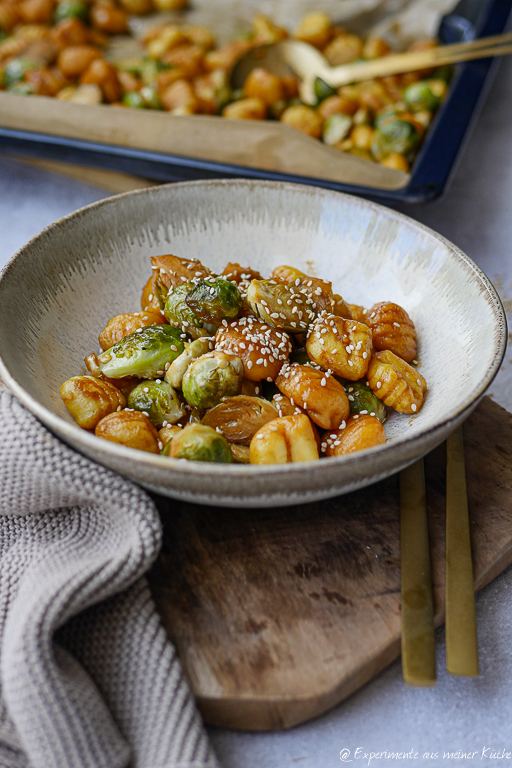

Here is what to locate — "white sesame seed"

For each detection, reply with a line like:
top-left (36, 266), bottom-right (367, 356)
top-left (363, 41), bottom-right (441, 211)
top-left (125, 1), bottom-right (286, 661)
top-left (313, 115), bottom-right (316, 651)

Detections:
top-left (411, 403), bottom-right (417, 412)
top-left (377, 382), bottom-right (382, 389)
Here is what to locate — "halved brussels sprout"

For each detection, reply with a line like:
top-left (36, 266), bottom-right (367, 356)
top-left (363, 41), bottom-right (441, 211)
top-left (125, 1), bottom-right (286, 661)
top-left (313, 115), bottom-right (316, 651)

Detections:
top-left (322, 113), bottom-right (352, 146)
top-left (167, 423), bottom-right (233, 462)
top-left (3, 58), bottom-right (39, 89)
top-left (344, 380), bottom-right (386, 423)
top-left (372, 119), bottom-right (420, 160)
top-left (165, 337), bottom-right (212, 388)
top-left (403, 81), bottom-right (440, 113)
top-left (182, 351), bottom-right (243, 409)
top-left (164, 283), bottom-right (203, 332)
top-left (127, 380), bottom-right (184, 427)
top-left (186, 277), bottom-right (243, 325)
top-left (93, 325), bottom-right (185, 380)
top-left (201, 395), bottom-right (278, 444)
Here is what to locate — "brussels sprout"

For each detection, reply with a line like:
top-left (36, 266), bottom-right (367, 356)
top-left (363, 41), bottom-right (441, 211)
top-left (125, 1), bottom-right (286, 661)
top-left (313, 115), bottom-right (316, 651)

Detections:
top-left (314, 76), bottom-right (337, 103)
top-left (186, 277), bottom-right (243, 325)
top-left (345, 380), bottom-right (386, 423)
top-left (182, 351), bottom-right (243, 409)
top-left (127, 380), bottom-right (184, 427)
top-left (140, 84), bottom-right (162, 110)
top-left (246, 279), bottom-right (313, 332)
top-left (202, 395), bottom-right (278, 444)
top-left (165, 337), bottom-right (212, 388)
top-left (322, 113), bottom-right (352, 146)
top-left (54, 0), bottom-right (89, 23)
top-left (403, 81), bottom-right (440, 113)
top-left (3, 58), bottom-right (38, 89)
top-left (7, 82), bottom-right (35, 95)
top-left (123, 91), bottom-right (145, 109)
top-left (95, 325), bottom-right (185, 380)
top-left (167, 423), bottom-right (233, 462)
top-left (372, 119), bottom-right (419, 160)
top-left (164, 283), bottom-right (203, 331)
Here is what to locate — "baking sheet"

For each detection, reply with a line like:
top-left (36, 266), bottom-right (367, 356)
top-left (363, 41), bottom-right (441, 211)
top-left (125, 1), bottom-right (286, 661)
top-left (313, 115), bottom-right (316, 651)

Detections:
top-left (0, 0), bottom-right (458, 189)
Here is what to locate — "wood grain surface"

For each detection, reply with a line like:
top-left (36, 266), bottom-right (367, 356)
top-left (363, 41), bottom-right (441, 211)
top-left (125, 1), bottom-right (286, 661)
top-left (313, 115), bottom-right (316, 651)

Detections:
top-left (149, 396), bottom-right (512, 731)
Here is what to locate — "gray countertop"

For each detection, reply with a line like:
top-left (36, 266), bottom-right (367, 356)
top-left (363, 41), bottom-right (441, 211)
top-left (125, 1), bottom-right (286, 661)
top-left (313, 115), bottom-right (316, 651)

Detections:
top-left (1, 56), bottom-right (512, 768)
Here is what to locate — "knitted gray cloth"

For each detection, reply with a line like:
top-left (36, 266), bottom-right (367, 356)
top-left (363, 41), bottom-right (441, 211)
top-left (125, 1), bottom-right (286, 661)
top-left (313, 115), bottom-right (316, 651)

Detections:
top-left (0, 390), bottom-right (219, 768)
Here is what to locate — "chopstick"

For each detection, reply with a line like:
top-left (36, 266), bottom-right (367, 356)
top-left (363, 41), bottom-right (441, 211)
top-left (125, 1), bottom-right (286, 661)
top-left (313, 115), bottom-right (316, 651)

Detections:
top-left (322, 33), bottom-right (512, 86)
top-left (400, 459), bottom-right (436, 686)
top-left (445, 427), bottom-right (479, 676)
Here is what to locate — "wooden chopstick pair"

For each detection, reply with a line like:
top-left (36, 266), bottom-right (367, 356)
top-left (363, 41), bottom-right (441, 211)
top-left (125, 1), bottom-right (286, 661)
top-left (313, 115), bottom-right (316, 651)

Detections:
top-left (400, 428), bottom-right (478, 686)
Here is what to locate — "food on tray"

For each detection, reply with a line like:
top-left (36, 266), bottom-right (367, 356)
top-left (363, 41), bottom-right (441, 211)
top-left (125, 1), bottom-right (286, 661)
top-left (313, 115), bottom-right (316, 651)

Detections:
top-left (0, 4), bottom-right (449, 171)
top-left (60, 253), bottom-right (427, 464)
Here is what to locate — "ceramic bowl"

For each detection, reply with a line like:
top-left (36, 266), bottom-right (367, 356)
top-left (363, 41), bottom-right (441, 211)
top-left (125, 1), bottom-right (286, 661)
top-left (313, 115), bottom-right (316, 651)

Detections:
top-left (0, 180), bottom-right (506, 507)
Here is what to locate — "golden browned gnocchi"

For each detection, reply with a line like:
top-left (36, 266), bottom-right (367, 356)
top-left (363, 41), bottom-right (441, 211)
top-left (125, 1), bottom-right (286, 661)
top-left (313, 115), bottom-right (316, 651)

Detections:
top-left (275, 363), bottom-right (350, 430)
top-left (95, 410), bottom-right (160, 452)
top-left (306, 312), bottom-right (373, 381)
top-left (323, 414), bottom-right (386, 456)
top-left (249, 413), bottom-right (319, 464)
top-left (61, 251), bottom-right (427, 465)
top-left (367, 350), bottom-right (427, 414)
top-left (366, 301), bottom-right (417, 362)
top-left (215, 316), bottom-right (292, 381)
top-left (60, 375), bottom-right (126, 429)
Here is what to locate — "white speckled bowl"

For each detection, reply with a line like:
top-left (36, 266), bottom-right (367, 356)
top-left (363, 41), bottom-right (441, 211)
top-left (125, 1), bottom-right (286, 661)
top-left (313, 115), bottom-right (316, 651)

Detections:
top-left (0, 180), bottom-right (506, 507)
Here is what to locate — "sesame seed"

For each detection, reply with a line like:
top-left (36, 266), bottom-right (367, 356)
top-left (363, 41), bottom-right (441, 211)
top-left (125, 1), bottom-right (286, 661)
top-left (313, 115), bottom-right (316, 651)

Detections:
top-left (377, 382), bottom-right (382, 389)
top-left (143, 387), bottom-right (149, 393)
top-left (411, 403), bottom-right (417, 412)
top-left (393, 322), bottom-right (401, 327)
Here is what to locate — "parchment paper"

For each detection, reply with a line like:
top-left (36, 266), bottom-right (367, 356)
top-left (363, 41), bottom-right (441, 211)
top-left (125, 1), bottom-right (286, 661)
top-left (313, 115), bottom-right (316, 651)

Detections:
top-left (0, 0), bottom-right (458, 189)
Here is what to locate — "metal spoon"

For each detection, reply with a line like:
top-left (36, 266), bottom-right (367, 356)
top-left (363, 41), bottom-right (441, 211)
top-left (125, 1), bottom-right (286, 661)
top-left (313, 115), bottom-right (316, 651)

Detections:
top-left (230, 32), bottom-right (512, 105)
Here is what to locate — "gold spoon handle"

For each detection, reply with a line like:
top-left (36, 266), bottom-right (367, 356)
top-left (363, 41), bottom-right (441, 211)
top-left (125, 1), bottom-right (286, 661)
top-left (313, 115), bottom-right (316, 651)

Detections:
top-left (322, 34), bottom-right (512, 88)
top-left (445, 427), bottom-right (479, 677)
top-left (400, 459), bottom-right (436, 686)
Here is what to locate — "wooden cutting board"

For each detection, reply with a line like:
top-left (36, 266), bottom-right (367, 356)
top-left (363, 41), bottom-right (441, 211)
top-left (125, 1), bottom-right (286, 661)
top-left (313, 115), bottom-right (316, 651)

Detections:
top-left (148, 396), bottom-right (512, 731)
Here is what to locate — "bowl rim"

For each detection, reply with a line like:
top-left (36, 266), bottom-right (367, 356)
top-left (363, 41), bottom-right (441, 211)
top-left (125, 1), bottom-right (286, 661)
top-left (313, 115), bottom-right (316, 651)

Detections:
top-left (0, 178), bottom-right (507, 479)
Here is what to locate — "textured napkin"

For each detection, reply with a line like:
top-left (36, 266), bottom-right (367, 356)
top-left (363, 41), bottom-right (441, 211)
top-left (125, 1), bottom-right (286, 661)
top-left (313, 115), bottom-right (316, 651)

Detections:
top-left (0, 389), bottom-right (219, 768)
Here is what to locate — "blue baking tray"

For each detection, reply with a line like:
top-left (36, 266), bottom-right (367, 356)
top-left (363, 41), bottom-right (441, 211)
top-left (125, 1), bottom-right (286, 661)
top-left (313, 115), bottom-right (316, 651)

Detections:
top-left (0, 0), bottom-right (510, 203)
